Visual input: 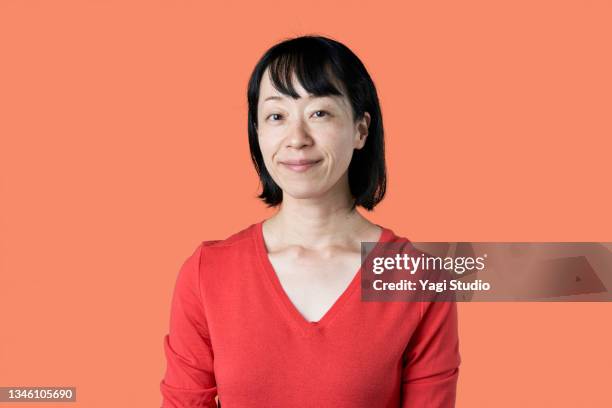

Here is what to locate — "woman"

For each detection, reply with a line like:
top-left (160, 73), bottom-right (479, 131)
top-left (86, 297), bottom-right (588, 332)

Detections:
top-left (160, 35), bottom-right (460, 407)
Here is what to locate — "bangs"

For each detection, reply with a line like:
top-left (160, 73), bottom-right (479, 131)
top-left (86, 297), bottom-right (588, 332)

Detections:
top-left (266, 51), bottom-right (345, 99)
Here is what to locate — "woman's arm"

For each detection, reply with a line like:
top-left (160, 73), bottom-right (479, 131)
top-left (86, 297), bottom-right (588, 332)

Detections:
top-left (160, 243), bottom-right (217, 408)
top-left (400, 301), bottom-right (461, 407)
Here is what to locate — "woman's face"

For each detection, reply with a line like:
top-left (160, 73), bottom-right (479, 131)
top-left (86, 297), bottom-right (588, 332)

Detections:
top-left (256, 68), bottom-right (370, 202)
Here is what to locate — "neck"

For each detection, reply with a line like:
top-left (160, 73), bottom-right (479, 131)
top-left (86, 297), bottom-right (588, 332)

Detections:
top-left (264, 180), bottom-right (377, 251)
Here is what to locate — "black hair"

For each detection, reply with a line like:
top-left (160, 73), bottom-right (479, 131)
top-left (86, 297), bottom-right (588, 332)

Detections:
top-left (246, 35), bottom-right (386, 211)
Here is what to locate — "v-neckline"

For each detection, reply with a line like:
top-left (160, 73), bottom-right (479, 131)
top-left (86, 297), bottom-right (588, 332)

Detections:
top-left (253, 220), bottom-right (394, 336)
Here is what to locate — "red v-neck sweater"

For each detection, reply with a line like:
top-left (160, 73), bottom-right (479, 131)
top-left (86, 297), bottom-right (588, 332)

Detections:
top-left (160, 221), bottom-right (461, 407)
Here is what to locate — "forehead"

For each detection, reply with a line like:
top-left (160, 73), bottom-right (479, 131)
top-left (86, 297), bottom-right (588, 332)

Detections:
top-left (258, 67), bottom-right (347, 107)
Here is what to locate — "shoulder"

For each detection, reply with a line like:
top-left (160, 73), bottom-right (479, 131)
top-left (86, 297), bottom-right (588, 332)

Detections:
top-left (174, 223), bottom-right (259, 290)
top-left (197, 222), bottom-right (258, 253)
top-left (379, 225), bottom-right (421, 256)
top-left (185, 222), bottom-right (260, 274)
top-left (178, 223), bottom-right (259, 266)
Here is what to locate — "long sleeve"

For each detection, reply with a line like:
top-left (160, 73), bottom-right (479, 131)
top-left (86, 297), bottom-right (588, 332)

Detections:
top-left (400, 301), bottom-right (461, 407)
top-left (160, 243), bottom-right (217, 408)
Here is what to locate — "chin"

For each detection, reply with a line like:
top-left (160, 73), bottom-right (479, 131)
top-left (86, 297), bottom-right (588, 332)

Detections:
top-left (281, 186), bottom-right (327, 200)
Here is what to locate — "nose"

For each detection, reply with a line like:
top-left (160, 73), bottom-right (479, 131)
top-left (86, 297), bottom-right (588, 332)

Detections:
top-left (285, 118), bottom-right (312, 149)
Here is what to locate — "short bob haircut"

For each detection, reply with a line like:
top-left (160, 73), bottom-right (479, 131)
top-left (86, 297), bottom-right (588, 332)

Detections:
top-left (246, 35), bottom-right (386, 211)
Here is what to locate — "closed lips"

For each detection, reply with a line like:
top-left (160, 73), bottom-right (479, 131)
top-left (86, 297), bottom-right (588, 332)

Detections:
top-left (279, 159), bottom-right (322, 165)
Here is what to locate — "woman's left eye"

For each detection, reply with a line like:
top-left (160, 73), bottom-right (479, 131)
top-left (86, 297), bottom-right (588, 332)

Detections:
top-left (313, 110), bottom-right (328, 118)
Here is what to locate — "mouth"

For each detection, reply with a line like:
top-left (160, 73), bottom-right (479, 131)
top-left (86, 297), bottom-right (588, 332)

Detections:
top-left (279, 159), bottom-right (323, 173)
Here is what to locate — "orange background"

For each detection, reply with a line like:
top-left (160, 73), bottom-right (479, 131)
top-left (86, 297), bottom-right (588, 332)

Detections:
top-left (1, 1), bottom-right (611, 407)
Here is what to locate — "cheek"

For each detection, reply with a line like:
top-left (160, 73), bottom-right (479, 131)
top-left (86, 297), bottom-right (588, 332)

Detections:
top-left (257, 125), bottom-right (282, 149)
top-left (257, 137), bottom-right (280, 176)
top-left (257, 136), bottom-right (274, 158)
top-left (324, 131), bottom-right (356, 164)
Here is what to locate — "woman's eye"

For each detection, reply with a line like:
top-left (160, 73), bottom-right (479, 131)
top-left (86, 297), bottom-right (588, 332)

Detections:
top-left (267, 113), bottom-right (283, 121)
top-left (266, 111), bottom-right (328, 122)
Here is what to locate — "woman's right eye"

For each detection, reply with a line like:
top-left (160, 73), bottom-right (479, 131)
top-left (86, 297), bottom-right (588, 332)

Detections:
top-left (267, 113), bottom-right (283, 121)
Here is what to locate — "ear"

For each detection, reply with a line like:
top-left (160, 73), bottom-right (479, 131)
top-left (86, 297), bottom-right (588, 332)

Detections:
top-left (354, 112), bottom-right (371, 150)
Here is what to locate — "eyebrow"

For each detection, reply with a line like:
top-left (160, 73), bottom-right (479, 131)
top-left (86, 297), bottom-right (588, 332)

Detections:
top-left (263, 95), bottom-right (335, 103)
